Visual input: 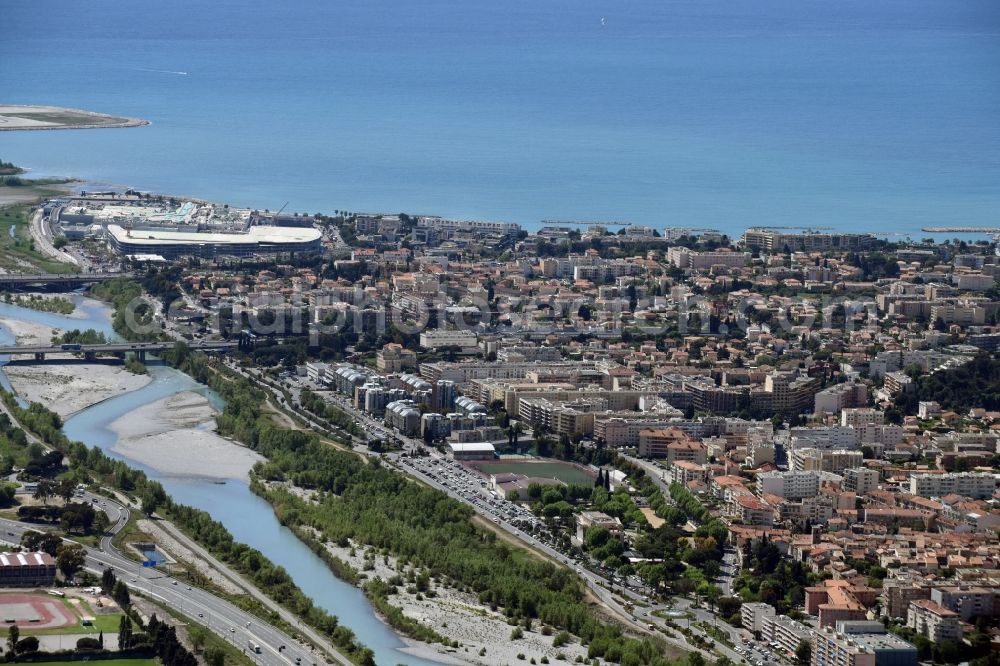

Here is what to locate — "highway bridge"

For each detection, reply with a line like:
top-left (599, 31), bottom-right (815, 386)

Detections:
top-left (0, 339), bottom-right (238, 361)
top-left (0, 272), bottom-right (129, 289)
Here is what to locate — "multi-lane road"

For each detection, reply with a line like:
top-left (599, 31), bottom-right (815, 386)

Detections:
top-left (0, 494), bottom-right (336, 666)
top-left (0, 368), bottom-right (349, 666)
top-left (228, 365), bottom-right (737, 660)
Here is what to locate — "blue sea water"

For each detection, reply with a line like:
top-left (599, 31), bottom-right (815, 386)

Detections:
top-left (1, 0), bottom-right (999, 237)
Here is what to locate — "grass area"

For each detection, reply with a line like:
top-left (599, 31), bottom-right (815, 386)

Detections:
top-left (13, 596), bottom-right (133, 637)
top-left (0, 204), bottom-right (77, 273)
top-left (21, 611), bottom-right (130, 636)
top-left (0, 178), bottom-right (75, 202)
top-left (470, 459), bottom-right (596, 485)
top-left (25, 661), bottom-right (157, 666)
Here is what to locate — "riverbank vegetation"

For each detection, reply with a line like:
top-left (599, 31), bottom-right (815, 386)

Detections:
top-left (56, 328), bottom-right (109, 344)
top-left (0, 204), bottom-right (77, 273)
top-left (124, 356), bottom-right (148, 375)
top-left (298, 388), bottom-right (362, 437)
top-left (173, 355), bottom-right (684, 666)
top-left (1, 292), bottom-right (75, 314)
top-left (0, 159), bottom-right (24, 176)
top-left (90, 278), bottom-right (163, 342)
top-left (0, 389), bottom-right (378, 666)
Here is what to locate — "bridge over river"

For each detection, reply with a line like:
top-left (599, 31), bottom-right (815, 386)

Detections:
top-left (0, 272), bottom-right (129, 289)
top-left (0, 339), bottom-right (238, 361)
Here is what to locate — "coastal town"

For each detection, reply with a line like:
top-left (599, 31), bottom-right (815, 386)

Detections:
top-left (0, 185), bottom-right (996, 666)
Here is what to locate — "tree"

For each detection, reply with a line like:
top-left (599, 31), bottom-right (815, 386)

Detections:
top-left (77, 636), bottom-right (103, 651)
top-left (795, 639), bottom-right (812, 666)
top-left (58, 478), bottom-right (76, 503)
top-left (118, 615), bottom-right (133, 650)
top-left (21, 530), bottom-right (61, 556)
top-left (56, 543), bottom-right (86, 579)
top-left (112, 580), bottom-right (131, 609)
top-left (204, 647), bottom-right (226, 666)
top-left (0, 482), bottom-right (16, 507)
top-left (6, 625), bottom-right (17, 655)
top-left (101, 567), bottom-right (117, 594)
top-left (33, 478), bottom-right (57, 505)
top-left (14, 636), bottom-right (38, 654)
top-left (585, 525), bottom-right (611, 550)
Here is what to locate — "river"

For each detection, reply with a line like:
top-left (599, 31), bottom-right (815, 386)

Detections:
top-left (0, 297), bottom-right (447, 666)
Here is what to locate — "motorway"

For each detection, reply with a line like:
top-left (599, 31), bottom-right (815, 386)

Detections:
top-left (0, 382), bottom-right (350, 666)
top-left (224, 363), bottom-right (738, 661)
top-left (0, 494), bottom-right (335, 666)
top-left (28, 208), bottom-right (80, 268)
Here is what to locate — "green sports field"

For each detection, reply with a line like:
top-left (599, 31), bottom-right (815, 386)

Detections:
top-left (471, 460), bottom-right (595, 486)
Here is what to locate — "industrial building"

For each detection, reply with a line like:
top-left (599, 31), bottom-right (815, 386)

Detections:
top-left (446, 442), bottom-right (497, 461)
top-left (0, 552), bottom-right (57, 586)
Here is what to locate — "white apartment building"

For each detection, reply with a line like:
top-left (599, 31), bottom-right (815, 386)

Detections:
top-left (841, 408), bottom-right (883, 429)
top-left (763, 614), bottom-right (814, 656)
top-left (930, 586), bottom-right (996, 621)
top-left (789, 426), bottom-right (860, 451)
top-left (741, 602), bottom-right (777, 632)
top-left (906, 600), bottom-right (962, 642)
top-left (814, 383), bottom-right (868, 415)
top-left (419, 329), bottom-right (478, 350)
top-left (792, 448), bottom-right (864, 475)
top-left (758, 470), bottom-right (820, 500)
top-left (670, 460), bottom-right (709, 486)
top-left (842, 468), bottom-right (879, 496)
top-left (909, 472), bottom-right (999, 500)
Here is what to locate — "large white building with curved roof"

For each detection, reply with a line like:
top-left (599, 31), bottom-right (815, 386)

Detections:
top-left (106, 224), bottom-right (322, 258)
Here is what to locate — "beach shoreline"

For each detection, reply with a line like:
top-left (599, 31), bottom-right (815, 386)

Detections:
top-left (0, 104), bottom-right (149, 132)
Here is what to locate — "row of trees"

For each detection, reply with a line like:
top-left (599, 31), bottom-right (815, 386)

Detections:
top-left (1, 387), bottom-right (378, 666)
top-left (192, 365), bottom-right (682, 665)
top-left (299, 388), bottom-right (362, 436)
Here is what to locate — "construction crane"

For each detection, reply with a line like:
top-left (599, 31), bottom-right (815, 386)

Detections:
top-left (272, 201), bottom-right (289, 220)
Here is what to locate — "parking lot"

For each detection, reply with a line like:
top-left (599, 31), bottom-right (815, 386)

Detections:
top-left (399, 456), bottom-right (540, 530)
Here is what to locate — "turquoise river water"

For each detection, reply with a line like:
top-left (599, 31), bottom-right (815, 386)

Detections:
top-left (0, 298), bottom-right (446, 666)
